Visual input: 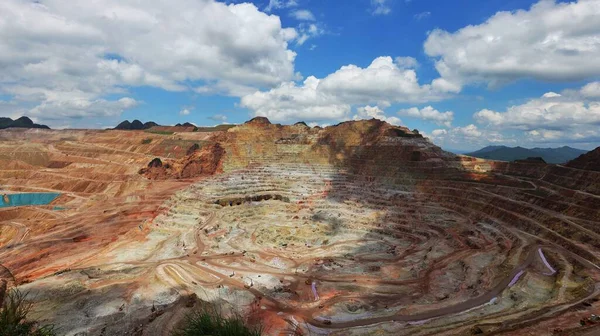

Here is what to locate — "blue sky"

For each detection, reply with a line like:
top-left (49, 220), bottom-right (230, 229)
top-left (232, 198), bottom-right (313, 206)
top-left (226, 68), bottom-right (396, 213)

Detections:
top-left (1, 0), bottom-right (600, 150)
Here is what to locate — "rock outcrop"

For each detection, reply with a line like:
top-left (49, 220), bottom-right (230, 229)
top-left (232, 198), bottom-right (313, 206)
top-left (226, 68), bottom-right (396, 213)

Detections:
top-left (186, 143), bottom-right (200, 156)
top-left (140, 143), bottom-right (224, 179)
top-left (147, 158), bottom-right (163, 168)
top-left (567, 147), bottom-right (600, 171)
top-left (245, 116), bottom-right (271, 126)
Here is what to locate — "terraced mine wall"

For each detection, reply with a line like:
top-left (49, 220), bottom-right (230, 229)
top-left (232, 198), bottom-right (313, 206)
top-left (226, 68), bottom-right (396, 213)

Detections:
top-left (1, 120), bottom-right (599, 335)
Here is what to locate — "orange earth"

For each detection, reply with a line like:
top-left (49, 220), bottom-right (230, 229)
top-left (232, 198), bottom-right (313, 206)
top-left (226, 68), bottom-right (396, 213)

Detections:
top-left (1, 118), bottom-right (599, 335)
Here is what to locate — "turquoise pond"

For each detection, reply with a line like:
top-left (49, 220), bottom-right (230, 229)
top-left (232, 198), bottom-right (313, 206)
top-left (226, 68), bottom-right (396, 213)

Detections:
top-left (0, 193), bottom-right (61, 208)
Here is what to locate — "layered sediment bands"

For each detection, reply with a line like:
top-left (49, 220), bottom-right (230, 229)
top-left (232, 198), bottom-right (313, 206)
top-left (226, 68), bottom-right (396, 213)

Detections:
top-left (1, 121), bottom-right (600, 335)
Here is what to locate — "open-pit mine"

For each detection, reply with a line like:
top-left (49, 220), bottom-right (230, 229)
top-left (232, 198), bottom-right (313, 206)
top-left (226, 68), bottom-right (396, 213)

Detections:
top-left (1, 118), bottom-right (599, 335)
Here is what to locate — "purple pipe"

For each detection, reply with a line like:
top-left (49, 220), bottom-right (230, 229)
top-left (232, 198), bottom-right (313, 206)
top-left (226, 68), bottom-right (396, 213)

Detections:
top-left (508, 270), bottom-right (524, 287)
top-left (311, 281), bottom-right (319, 301)
top-left (538, 248), bottom-right (556, 275)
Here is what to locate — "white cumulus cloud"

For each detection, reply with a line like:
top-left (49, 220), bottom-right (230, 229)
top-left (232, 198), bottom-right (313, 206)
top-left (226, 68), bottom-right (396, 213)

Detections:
top-left (240, 56), bottom-right (454, 123)
top-left (0, 0), bottom-right (299, 124)
top-left (240, 76), bottom-right (351, 122)
top-left (581, 81), bottom-right (600, 98)
top-left (397, 106), bottom-right (453, 127)
top-left (474, 89), bottom-right (600, 131)
top-left (318, 56), bottom-right (448, 105)
top-left (353, 105), bottom-right (402, 125)
top-left (394, 56), bottom-right (419, 69)
top-left (474, 81), bottom-right (600, 143)
top-left (424, 0), bottom-right (600, 90)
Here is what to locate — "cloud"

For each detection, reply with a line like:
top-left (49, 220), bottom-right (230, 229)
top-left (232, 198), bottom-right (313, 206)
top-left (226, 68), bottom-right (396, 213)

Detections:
top-left (179, 108), bottom-right (191, 116)
top-left (241, 56), bottom-right (454, 123)
top-left (290, 9), bottom-right (315, 21)
top-left (473, 81), bottom-right (600, 144)
top-left (424, 0), bottom-right (600, 90)
top-left (428, 84), bottom-right (600, 148)
top-left (0, 0), bottom-right (299, 124)
top-left (414, 11), bottom-right (431, 20)
top-left (394, 56), bottom-right (419, 69)
top-left (397, 106), bottom-right (453, 127)
top-left (581, 81), bottom-right (600, 99)
top-left (296, 23), bottom-right (325, 45)
top-left (240, 76), bottom-right (351, 122)
top-left (428, 124), bottom-right (513, 148)
top-left (208, 114), bottom-right (227, 122)
top-left (371, 0), bottom-right (392, 15)
top-left (526, 128), bottom-right (600, 143)
top-left (474, 85), bottom-right (600, 131)
top-left (317, 56), bottom-right (448, 105)
top-left (454, 124), bottom-right (482, 138)
top-left (353, 105), bottom-right (402, 125)
top-left (265, 0), bottom-right (298, 12)
top-left (28, 97), bottom-right (139, 120)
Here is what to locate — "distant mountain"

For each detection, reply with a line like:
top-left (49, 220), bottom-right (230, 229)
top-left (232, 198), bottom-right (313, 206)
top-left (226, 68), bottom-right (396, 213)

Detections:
top-left (175, 122), bottom-right (195, 127)
top-left (113, 120), bottom-right (231, 131)
top-left (566, 147), bottom-right (600, 171)
top-left (531, 147), bottom-right (589, 164)
top-left (468, 145), bottom-right (506, 154)
top-left (0, 116), bottom-right (50, 130)
top-left (466, 146), bottom-right (587, 164)
top-left (114, 120), bottom-right (158, 130)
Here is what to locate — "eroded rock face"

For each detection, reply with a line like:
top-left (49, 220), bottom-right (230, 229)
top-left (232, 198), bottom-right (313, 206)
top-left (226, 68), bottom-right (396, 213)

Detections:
top-left (567, 147), bottom-right (600, 171)
top-left (185, 143), bottom-right (200, 156)
top-left (148, 158), bottom-right (163, 168)
top-left (244, 116), bottom-right (271, 125)
top-left (140, 143), bottom-right (224, 179)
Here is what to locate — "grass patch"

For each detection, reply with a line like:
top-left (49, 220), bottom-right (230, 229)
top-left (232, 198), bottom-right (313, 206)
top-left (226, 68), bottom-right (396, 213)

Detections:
top-left (145, 130), bottom-right (174, 135)
top-left (172, 304), bottom-right (262, 336)
top-left (141, 138), bottom-right (153, 144)
top-left (0, 289), bottom-right (56, 336)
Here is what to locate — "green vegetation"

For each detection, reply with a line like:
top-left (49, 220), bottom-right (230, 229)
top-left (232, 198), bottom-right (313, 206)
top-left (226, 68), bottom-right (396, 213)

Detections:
top-left (172, 305), bottom-right (262, 336)
top-left (0, 289), bottom-right (56, 336)
top-left (145, 130), bottom-right (174, 135)
top-left (141, 138), bottom-right (153, 144)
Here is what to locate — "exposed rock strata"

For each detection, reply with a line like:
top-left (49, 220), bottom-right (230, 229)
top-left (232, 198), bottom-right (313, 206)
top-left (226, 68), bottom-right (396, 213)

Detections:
top-left (0, 119), bottom-right (599, 336)
top-left (140, 143), bottom-right (224, 179)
